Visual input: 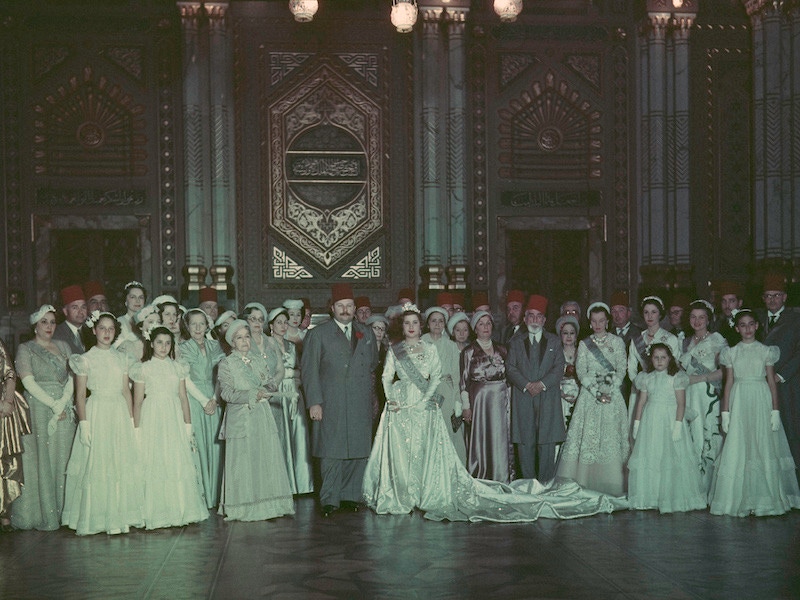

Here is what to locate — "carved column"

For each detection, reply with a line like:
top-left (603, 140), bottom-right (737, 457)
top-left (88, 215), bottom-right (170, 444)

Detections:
top-left (179, 2), bottom-right (212, 301)
top-left (638, 4), bottom-right (697, 293)
top-left (207, 2), bottom-right (236, 306)
top-left (418, 8), bottom-right (446, 297)
top-left (746, 1), bottom-right (796, 277)
top-left (445, 9), bottom-right (468, 292)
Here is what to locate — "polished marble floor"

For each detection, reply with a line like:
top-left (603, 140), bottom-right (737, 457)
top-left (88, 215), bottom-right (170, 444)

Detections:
top-left (1, 496), bottom-right (798, 599)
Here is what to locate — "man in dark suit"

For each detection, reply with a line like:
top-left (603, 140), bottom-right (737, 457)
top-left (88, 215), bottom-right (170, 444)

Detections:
top-left (714, 280), bottom-right (744, 347)
top-left (610, 290), bottom-right (642, 400)
top-left (52, 284), bottom-right (88, 354)
top-left (497, 289), bottom-right (525, 345)
top-left (506, 294), bottom-right (565, 481)
top-left (758, 273), bottom-right (800, 482)
top-left (302, 283), bottom-right (379, 516)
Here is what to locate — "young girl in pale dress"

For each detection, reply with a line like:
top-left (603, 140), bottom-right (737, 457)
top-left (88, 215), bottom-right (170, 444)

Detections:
top-left (62, 312), bottom-right (143, 535)
top-left (708, 310), bottom-right (800, 516)
top-left (131, 326), bottom-right (208, 529)
top-left (629, 344), bottom-right (706, 513)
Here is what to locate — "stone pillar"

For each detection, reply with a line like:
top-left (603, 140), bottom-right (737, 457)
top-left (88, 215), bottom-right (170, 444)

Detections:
top-left (638, 5), bottom-right (697, 293)
top-left (446, 8), bottom-right (468, 292)
top-left (207, 2), bottom-right (236, 307)
top-left (418, 8), bottom-right (446, 299)
top-left (179, 2), bottom-right (211, 284)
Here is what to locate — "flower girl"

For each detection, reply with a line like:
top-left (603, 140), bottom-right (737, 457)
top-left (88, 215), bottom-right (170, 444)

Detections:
top-left (131, 325), bottom-right (208, 529)
top-left (628, 344), bottom-right (706, 513)
top-left (708, 310), bottom-right (800, 516)
top-left (62, 312), bottom-right (143, 535)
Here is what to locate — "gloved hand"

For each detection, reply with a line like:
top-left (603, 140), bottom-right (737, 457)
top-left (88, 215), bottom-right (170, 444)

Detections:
top-left (78, 420), bottom-right (91, 447)
top-left (771, 410), bottom-right (781, 432)
top-left (672, 420), bottom-right (682, 442)
top-left (721, 411), bottom-right (730, 434)
top-left (22, 376), bottom-right (59, 412)
top-left (632, 420), bottom-right (640, 440)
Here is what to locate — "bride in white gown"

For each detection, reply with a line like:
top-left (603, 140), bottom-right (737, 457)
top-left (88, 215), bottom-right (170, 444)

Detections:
top-left (362, 305), bottom-right (628, 522)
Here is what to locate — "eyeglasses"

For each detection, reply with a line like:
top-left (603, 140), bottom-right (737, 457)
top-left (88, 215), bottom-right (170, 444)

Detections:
top-left (247, 316), bottom-right (265, 323)
top-left (762, 293), bottom-right (784, 300)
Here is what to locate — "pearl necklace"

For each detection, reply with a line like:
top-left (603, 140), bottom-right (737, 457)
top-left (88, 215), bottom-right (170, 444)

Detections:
top-left (477, 338), bottom-right (494, 351)
top-left (404, 339), bottom-right (423, 351)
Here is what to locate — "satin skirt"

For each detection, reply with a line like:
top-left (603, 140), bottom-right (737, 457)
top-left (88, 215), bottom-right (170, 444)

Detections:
top-left (466, 380), bottom-right (512, 484)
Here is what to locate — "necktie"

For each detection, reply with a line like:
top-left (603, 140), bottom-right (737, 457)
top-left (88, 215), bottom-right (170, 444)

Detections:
top-left (75, 330), bottom-right (84, 351)
top-left (345, 325), bottom-right (352, 341)
top-left (769, 314), bottom-right (777, 327)
top-left (617, 328), bottom-right (623, 336)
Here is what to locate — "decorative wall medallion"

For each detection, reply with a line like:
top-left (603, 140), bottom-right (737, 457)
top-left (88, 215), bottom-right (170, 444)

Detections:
top-left (336, 53), bottom-right (379, 88)
top-left (498, 70), bottom-right (602, 180)
top-left (270, 52), bottom-right (312, 87)
top-left (268, 60), bottom-right (383, 270)
top-left (341, 246), bottom-right (381, 279)
top-left (272, 247), bottom-right (314, 279)
top-left (499, 53), bottom-right (537, 89)
top-left (32, 66), bottom-right (147, 177)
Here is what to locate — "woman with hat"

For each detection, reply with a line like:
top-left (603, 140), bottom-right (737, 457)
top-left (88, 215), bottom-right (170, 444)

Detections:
top-left (11, 305), bottom-right (74, 530)
top-left (555, 315), bottom-right (581, 430)
top-left (217, 320), bottom-right (293, 521)
top-left (243, 302), bottom-right (272, 361)
top-left (179, 308), bottom-right (225, 508)
top-left (460, 310), bottom-right (512, 483)
top-left (422, 306), bottom-right (466, 465)
top-left (448, 312), bottom-right (472, 352)
top-left (268, 306), bottom-right (313, 495)
top-left (116, 281), bottom-right (147, 347)
top-left (283, 299), bottom-right (307, 351)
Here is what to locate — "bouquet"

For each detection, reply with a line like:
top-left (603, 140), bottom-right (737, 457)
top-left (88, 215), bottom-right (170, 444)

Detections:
top-left (594, 372), bottom-right (615, 404)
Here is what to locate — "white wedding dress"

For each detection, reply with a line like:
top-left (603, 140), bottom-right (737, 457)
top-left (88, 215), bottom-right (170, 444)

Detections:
top-left (362, 341), bottom-right (628, 522)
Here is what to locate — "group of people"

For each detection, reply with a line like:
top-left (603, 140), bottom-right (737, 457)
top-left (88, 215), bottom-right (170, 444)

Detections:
top-left (0, 273), bottom-right (798, 535)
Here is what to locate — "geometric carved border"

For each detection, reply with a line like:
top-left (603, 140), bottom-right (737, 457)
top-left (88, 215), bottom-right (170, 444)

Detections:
top-left (341, 246), bottom-right (381, 279)
top-left (470, 36), bottom-right (489, 288)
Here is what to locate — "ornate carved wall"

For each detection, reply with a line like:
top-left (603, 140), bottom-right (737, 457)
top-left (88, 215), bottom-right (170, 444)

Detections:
top-left (472, 2), bottom-right (635, 310)
top-left (0, 2), bottom-right (182, 317)
top-left (231, 2), bottom-right (414, 310)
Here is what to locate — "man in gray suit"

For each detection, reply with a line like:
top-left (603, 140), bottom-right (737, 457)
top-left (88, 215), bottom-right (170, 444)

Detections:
top-left (302, 283), bottom-right (379, 516)
top-left (759, 273), bottom-right (800, 482)
top-left (52, 284), bottom-right (88, 354)
top-left (506, 294), bottom-right (565, 481)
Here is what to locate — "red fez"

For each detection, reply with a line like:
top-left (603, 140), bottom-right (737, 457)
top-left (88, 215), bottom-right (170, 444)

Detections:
top-left (436, 292), bottom-right (454, 306)
top-left (506, 289), bottom-right (525, 305)
top-left (452, 292), bottom-right (465, 307)
top-left (83, 280), bottom-right (105, 299)
top-left (355, 296), bottom-right (371, 309)
top-left (668, 292), bottom-right (691, 309)
top-left (472, 291), bottom-right (489, 309)
top-left (763, 272), bottom-right (786, 293)
top-left (525, 294), bottom-right (548, 313)
top-left (331, 283), bottom-right (355, 304)
top-left (199, 287), bottom-right (217, 303)
top-left (609, 290), bottom-right (629, 308)
top-left (397, 287), bottom-right (415, 302)
top-left (61, 284), bottom-right (85, 306)
top-left (716, 280), bottom-right (745, 298)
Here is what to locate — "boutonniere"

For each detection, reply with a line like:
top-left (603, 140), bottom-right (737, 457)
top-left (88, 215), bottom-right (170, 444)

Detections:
top-left (355, 330), bottom-right (364, 340)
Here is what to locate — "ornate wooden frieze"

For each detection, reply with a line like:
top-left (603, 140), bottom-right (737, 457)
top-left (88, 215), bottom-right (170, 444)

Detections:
top-left (271, 246), bottom-right (314, 280)
top-left (269, 52), bottom-right (312, 87)
top-left (102, 46), bottom-right (144, 82)
top-left (500, 190), bottom-right (601, 208)
top-left (32, 45), bottom-right (70, 81)
top-left (335, 53), bottom-right (380, 88)
top-left (341, 246), bottom-right (382, 279)
top-left (157, 37), bottom-right (179, 290)
top-left (611, 29), bottom-right (631, 290)
top-left (564, 53), bottom-right (601, 91)
top-left (469, 28), bottom-right (489, 288)
top-left (498, 70), bottom-right (603, 180)
top-left (35, 188), bottom-right (146, 207)
top-left (266, 59), bottom-right (384, 272)
top-left (499, 53), bottom-right (537, 89)
top-left (32, 66), bottom-right (147, 177)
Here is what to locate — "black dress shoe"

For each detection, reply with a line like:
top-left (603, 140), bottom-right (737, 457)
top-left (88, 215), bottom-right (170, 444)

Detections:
top-left (340, 500), bottom-right (360, 513)
top-left (321, 504), bottom-right (338, 517)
